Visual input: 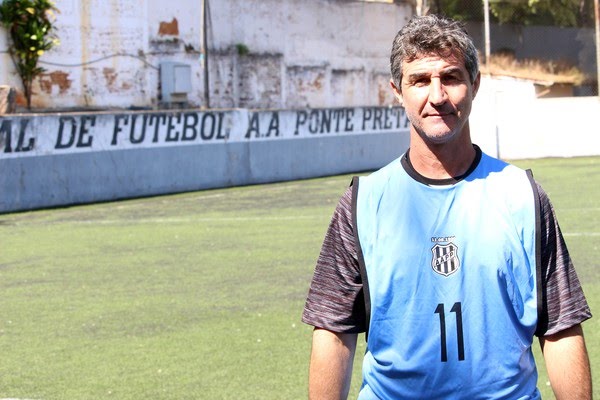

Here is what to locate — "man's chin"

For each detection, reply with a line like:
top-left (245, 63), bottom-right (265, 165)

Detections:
top-left (418, 129), bottom-right (458, 145)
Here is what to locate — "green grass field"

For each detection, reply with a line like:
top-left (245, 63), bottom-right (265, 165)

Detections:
top-left (0, 156), bottom-right (598, 399)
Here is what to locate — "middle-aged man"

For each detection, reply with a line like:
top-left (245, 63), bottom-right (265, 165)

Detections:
top-left (302, 14), bottom-right (592, 400)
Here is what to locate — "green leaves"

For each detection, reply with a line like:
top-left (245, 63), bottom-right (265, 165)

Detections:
top-left (437, 0), bottom-right (593, 27)
top-left (0, 0), bottom-right (59, 108)
top-left (488, 0), bottom-right (588, 27)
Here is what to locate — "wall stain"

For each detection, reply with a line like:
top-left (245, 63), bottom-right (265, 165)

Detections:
top-left (158, 18), bottom-right (179, 36)
top-left (378, 84), bottom-right (387, 105)
top-left (312, 73), bottom-right (324, 90)
top-left (103, 67), bottom-right (118, 91)
top-left (39, 71), bottom-right (73, 95)
top-left (14, 90), bottom-right (26, 107)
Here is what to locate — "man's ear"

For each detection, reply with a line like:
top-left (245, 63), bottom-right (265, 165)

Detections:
top-left (390, 79), bottom-right (403, 105)
top-left (472, 72), bottom-right (481, 99)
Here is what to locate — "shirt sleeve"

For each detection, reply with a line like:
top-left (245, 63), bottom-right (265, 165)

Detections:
top-left (302, 186), bottom-right (366, 333)
top-left (537, 183), bottom-right (592, 336)
top-left (302, 181), bottom-right (592, 336)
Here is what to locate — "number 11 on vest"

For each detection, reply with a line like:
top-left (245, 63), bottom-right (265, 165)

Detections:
top-left (434, 302), bottom-right (465, 362)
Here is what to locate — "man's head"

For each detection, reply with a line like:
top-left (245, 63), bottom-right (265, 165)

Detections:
top-left (390, 15), bottom-right (479, 89)
top-left (389, 15), bottom-right (481, 146)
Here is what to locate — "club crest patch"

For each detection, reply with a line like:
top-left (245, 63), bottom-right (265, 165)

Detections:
top-left (431, 242), bottom-right (460, 277)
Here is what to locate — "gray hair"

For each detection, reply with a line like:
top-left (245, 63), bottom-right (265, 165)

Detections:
top-left (390, 15), bottom-right (479, 87)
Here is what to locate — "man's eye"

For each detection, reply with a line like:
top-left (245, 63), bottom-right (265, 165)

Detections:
top-left (442, 75), bottom-right (462, 84)
top-left (413, 79), bottom-right (429, 87)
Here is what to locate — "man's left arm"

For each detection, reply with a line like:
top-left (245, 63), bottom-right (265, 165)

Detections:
top-left (539, 323), bottom-right (592, 400)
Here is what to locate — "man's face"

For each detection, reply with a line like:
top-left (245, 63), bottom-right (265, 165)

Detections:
top-left (393, 53), bottom-right (480, 145)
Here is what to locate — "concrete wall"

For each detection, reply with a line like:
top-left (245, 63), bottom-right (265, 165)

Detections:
top-left (471, 76), bottom-right (600, 159)
top-left (0, 106), bottom-right (410, 213)
top-left (0, 0), bottom-right (411, 110)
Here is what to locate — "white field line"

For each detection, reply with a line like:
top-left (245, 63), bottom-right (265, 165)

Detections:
top-left (558, 207), bottom-right (600, 210)
top-left (6, 215), bottom-right (598, 236)
top-left (563, 232), bottom-right (600, 237)
top-left (12, 218), bottom-right (599, 238)
top-left (7, 215), bottom-right (599, 236)
top-left (20, 215), bottom-right (329, 226)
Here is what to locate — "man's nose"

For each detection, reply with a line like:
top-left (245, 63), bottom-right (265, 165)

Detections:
top-left (428, 78), bottom-right (447, 106)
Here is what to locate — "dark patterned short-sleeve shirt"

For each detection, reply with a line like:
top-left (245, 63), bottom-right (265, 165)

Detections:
top-left (302, 156), bottom-right (591, 337)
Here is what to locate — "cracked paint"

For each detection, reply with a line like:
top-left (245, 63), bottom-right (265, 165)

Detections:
top-left (39, 71), bottom-right (73, 95)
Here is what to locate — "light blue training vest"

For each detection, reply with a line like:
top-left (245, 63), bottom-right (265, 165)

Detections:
top-left (354, 151), bottom-right (541, 399)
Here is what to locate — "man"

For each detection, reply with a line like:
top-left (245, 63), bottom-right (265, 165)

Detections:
top-left (302, 15), bottom-right (592, 400)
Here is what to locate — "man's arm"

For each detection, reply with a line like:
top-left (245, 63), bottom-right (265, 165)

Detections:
top-left (539, 324), bottom-right (592, 400)
top-left (309, 328), bottom-right (358, 400)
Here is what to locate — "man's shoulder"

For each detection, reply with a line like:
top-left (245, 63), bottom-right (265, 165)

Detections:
top-left (477, 150), bottom-right (530, 180)
top-left (360, 155), bottom-right (405, 185)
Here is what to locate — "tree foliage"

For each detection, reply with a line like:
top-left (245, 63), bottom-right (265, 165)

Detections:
top-left (0, 0), bottom-right (59, 109)
top-left (489, 0), bottom-right (593, 27)
top-left (431, 0), bottom-right (594, 27)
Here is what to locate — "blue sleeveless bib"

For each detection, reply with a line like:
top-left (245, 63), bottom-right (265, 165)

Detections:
top-left (354, 151), bottom-right (541, 399)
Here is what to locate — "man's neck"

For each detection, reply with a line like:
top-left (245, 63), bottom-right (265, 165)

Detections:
top-left (408, 130), bottom-right (476, 180)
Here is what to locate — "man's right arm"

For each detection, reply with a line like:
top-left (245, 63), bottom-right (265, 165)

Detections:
top-left (303, 186), bottom-right (363, 398)
top-left (309, 328), bottom-right (358, 400)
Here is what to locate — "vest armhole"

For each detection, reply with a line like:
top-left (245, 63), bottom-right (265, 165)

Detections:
top-left (527, 169), bottom-right (548, 336)
top-left (351, 176), bottom-right (371, 341)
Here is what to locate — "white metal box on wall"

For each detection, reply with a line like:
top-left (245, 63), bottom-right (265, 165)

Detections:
top-left (160, 61), bottom-right (192, 104)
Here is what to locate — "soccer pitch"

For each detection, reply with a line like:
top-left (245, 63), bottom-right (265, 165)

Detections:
top-left (0, 156), bottom-right (598, 399)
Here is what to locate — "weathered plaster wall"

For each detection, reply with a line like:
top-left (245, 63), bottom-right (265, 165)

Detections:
top-left (28, 1), bottom-right (157, 109)
top-left (207, 0), bottom-right (410, 108)
top-left (0, 0), bottom-right (411, 110)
